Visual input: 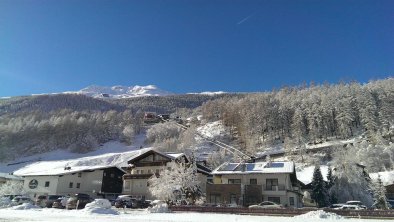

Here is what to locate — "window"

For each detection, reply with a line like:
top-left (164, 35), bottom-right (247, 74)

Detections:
top-left (78, 173), bottom-right (82, 177)
top-left (110, 173), bottom-right (114, 178)
top-left (76, 183), bottom-right (81, 189)
top-left (250, 179), bottom-right (257, 185)
top-left (210, 194), bottom-right (221, 204)
top-left (135, 170), bottom-right (140, 174)
top-left (45, 181), bottom-right (50, 187)
top-left (155, 169), bottom-right (160, 175)
top-left (147, 169), bottom-right (152, 174)
top-left (230, 194), bottom-right (237, 204)
top-left (289, 197), bottom-right (294, 206)
top-left (228, 179), bottom-right (241, 184)
top-left (267, 197), bottom-right (281, 204)
top-left (140, 170), bottom-right (144, 174)
top-left (266, 179), bottom-right (278, 190)
top-left (69, 182), bottom-right (73, 188)
top-left (124, 181), bottom-right (130, 190)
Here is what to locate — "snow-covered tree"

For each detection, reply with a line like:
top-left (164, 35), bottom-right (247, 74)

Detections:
top-left (0, 180), bottom-right (25, 196)
top-left (148, 159), bottom-right (202, 204)
top-left (311, 165), bottom-right (329, 207)
top-left (326, 167), bottom-right (338, 204)
top-left (372, 174), bottom-right (390, 209)
top-left (331, 145), bottom-right (374, 206)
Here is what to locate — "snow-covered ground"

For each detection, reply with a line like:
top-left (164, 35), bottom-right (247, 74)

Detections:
top-left (196, 121), bottom-right (227, 140)
top-left (0, 207), bottom-right (387, 222)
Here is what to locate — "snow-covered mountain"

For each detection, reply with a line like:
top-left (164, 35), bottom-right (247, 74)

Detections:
top-left (66, 85), bottom-right (174, 98)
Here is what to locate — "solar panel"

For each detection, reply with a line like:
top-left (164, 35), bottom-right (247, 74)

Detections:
top-left (268, 162), bottom-right (284, 168)
top-left (218, 163), bottom-right (238, 171)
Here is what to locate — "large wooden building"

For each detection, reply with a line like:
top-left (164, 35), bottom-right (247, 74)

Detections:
top-left (122, 148), bottom-right (211, 199)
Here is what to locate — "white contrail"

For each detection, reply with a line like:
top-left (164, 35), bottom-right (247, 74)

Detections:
top-left (237, 13), bottom-right (254, 25)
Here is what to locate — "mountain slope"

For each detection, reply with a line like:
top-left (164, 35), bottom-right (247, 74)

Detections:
top-left (70, 85), bottom-right (174, 98)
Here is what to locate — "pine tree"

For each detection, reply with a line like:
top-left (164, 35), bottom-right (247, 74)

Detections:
top-left (326, 167), bottom-right (337, 204)
top-left (372, 174), bottom-right (389, 209)
top-left (311, 165), bottom-right (330, 207)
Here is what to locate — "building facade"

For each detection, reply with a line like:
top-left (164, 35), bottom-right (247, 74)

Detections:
top-left (207, 161), bottom-right (303, 207)
top-left (122, 149), bottom-right (211, 200)
top-left (18, 166), bottom-right (124, 199)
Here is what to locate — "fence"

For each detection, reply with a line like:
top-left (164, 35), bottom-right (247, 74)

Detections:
top-left (169, 206), bottom-right (394, 218)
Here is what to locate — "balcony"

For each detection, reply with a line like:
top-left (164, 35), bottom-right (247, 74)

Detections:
top-left (123, 173), bottom-right (156, 180)
top-left (264, 184), bottom-right (286, 191)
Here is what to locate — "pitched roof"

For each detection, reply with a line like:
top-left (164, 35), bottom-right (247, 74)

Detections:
top-left (0, 172), bottom-right (24, 180)
top-left (212, 161), bottom-right (294, 175)
top-left (12, 149), bottom-right (142, 177)
top-left (126, 148), bottom-right (186, 164)
top-left (14, 164), bottom-right (125, 177)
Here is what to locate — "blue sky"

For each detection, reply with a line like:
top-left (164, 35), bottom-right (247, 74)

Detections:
top-left (0, 0), bottom-right (393, 97)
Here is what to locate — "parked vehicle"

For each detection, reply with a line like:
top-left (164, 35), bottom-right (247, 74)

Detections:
top-left (114, 195), bottom-right (137, 208)
top-left (248, 201), bottom-right (283, 209)
top-left (35, 195), bottom-right (64, 208)
top-left (52, 196), bottom-right (69, 209)
top-left (114, 195), bottom-right (151, 208)
top-left (345, 201), bottom-right (367, 209)
top-left (387, 200), bottom-right (394, 209)
top-left (329, 203), bottom-right (345, 208)
top-left (335, 204), bottom-right (363, 210)
top-left (66, 193), bottom-right (92, 209)
top-left (11, 196), bottom-right (32, 205)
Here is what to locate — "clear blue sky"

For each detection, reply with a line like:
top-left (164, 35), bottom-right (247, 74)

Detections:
top-left (0, 0), bottom-right (393, 97)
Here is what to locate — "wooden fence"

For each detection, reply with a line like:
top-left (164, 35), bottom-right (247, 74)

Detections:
top-left (169, 206), bottom-right (394, 218)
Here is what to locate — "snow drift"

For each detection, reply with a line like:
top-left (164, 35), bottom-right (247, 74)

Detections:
top-left (12, 203), bottom-right (40, 210)
top-left (294, 210), bottom-right (344, 219)
top-left (82, 199), bottom-right (119, 215)
top-left (147, 200), bottom-right (170, 213)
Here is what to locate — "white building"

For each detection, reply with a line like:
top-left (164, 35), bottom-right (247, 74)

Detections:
top-left (15, 165), bottom-right (125, 199)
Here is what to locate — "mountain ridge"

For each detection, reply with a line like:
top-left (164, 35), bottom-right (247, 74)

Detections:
top-left (65, 84), bottom-right (174, 99)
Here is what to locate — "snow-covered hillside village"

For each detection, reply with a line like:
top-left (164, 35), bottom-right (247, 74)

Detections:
top-left (0, 79), bottom-right (393, 221)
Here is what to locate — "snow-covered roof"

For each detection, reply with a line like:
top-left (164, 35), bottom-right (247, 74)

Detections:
top-left (126, 148), bottom-right (185, 164)
top-left (165, 153), bottom-right (185, 160)
top-left (0, 172), bottom-right (23, 180)
top-left (296, 165), bottom-right (329, 185)
top-left (13, 149), bottom-right (147, 177)
top-left (12, 147), bottom-right (188, 177)
top-left (212, 161), bottom-right (294, 175)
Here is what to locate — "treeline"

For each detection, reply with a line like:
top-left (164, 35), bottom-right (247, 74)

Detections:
top-left (115, 94), bottom-right (243, 114)
top-left (200, 78), bottom-right (394, 153)
top-left (0, 93), bottom-right (240, 161)
top-left (0, 94), bottom-right (125, 115)
top-left (0, 78), bottom-right (392, 162)
top-left (0, 109), bottom-right (143, 161)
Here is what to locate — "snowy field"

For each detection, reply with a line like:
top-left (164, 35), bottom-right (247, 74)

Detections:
top-left (0, 207), bottom-right (391, 222)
